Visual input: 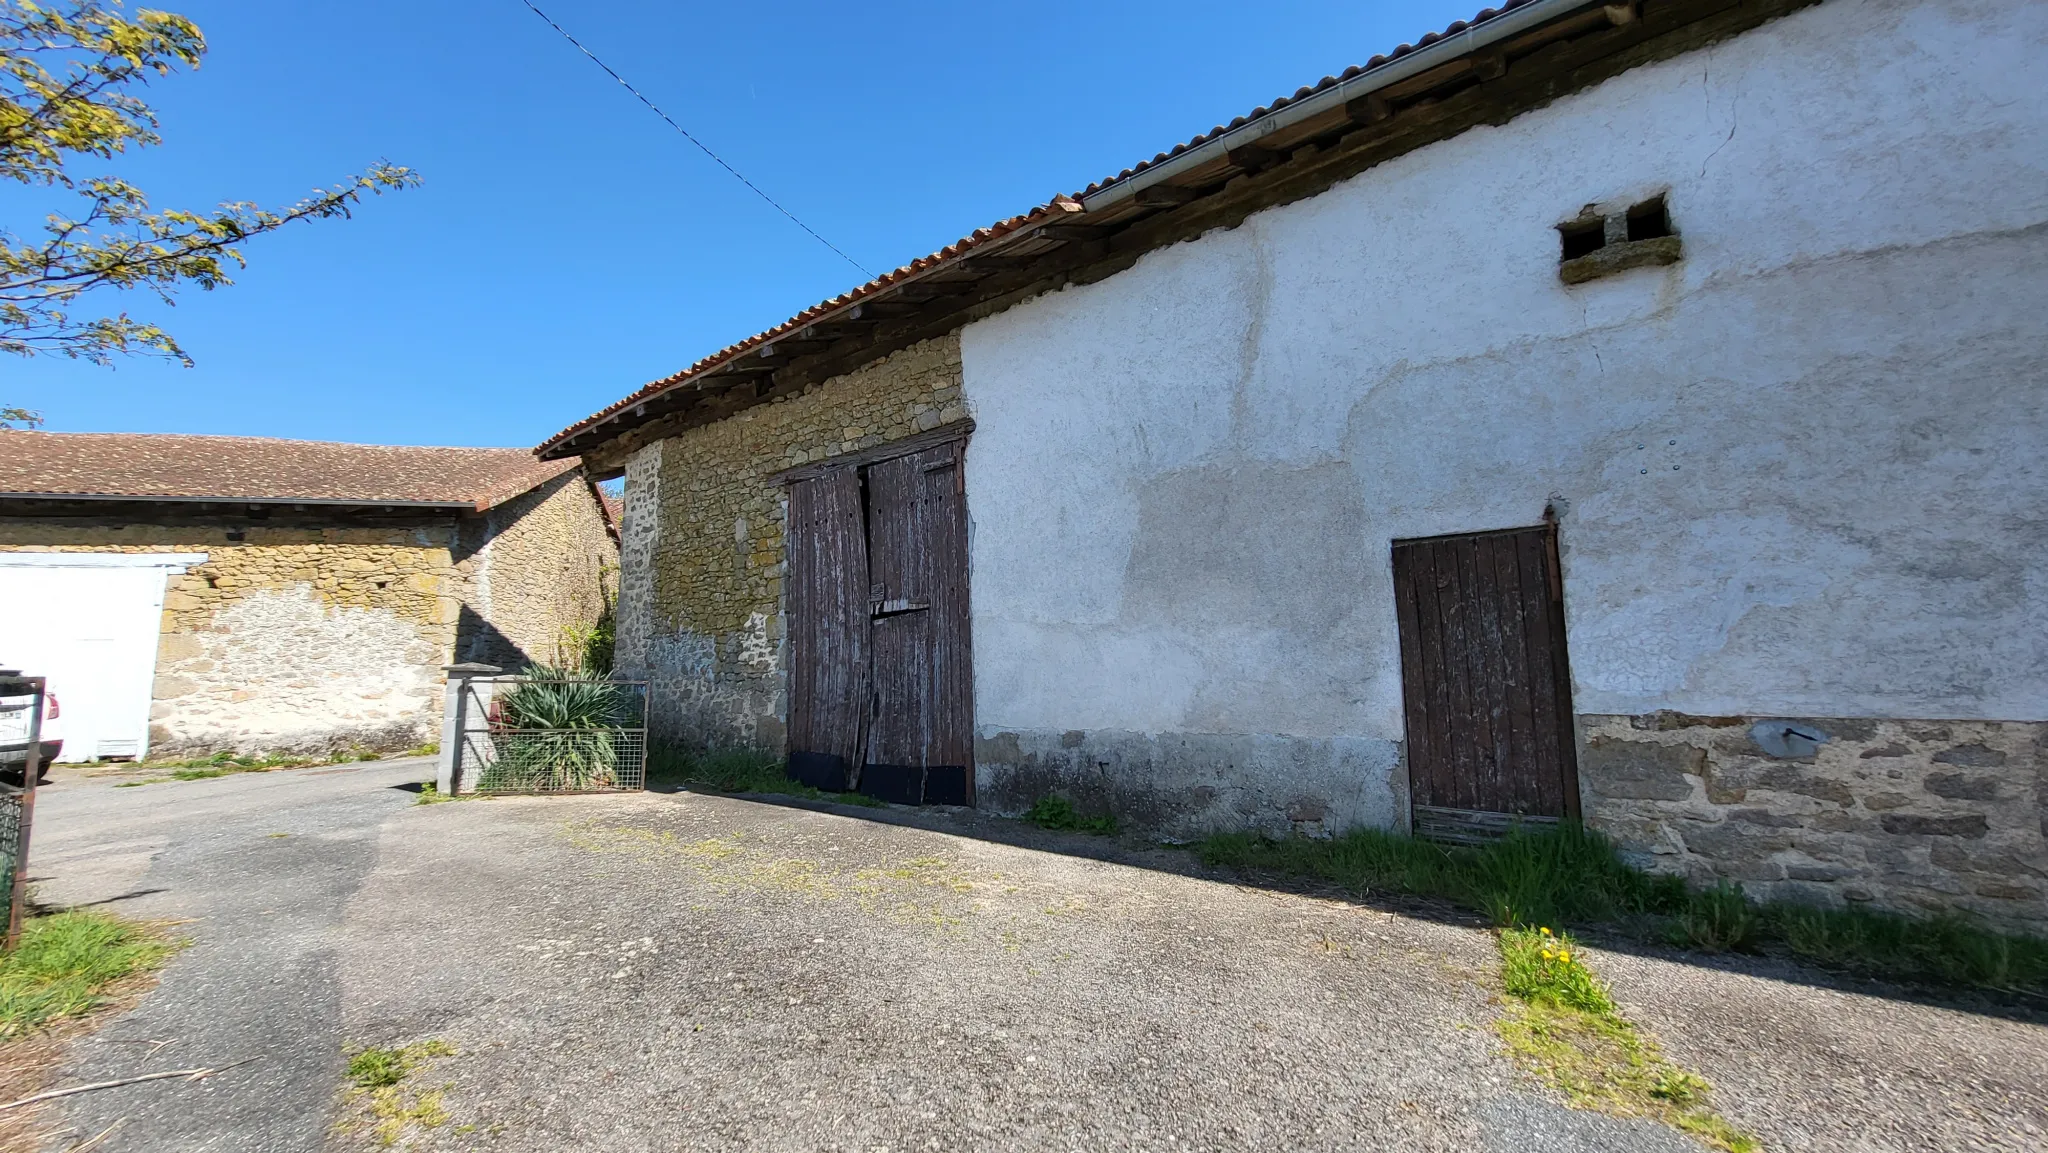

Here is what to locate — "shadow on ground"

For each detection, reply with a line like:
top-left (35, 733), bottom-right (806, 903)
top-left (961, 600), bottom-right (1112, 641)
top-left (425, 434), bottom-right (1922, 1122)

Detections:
top-left (657, 781), bottom-right (2048, 1027)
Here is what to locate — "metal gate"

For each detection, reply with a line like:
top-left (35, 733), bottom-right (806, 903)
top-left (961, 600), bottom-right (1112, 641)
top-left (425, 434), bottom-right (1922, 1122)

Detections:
top-left (450, 674), bottom-right (648, 795)
top-left (1391, 521), bottom-right (1579, 843)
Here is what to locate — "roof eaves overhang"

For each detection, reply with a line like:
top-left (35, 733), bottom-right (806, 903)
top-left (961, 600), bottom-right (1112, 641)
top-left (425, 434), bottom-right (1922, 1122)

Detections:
top-left (0, 491), bottom-right (487, 512)
top-left (1080, 0), bottom-right (1585, 211)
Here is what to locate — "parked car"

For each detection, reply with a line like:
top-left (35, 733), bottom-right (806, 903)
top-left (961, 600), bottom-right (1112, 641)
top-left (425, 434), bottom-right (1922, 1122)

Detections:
top-left (0, 686), bottom-right (61, 786)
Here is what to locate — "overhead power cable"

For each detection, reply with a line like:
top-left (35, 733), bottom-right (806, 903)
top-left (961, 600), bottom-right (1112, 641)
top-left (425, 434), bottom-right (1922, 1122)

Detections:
top-left (517, 0), bottom-right (874, 278)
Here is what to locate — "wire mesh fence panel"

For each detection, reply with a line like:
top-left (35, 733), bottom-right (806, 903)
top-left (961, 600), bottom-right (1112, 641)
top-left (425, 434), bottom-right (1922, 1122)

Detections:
top-left (458, 678), bottom-right (647, 795)
top-left (0, 787), bottom-right (22, 907)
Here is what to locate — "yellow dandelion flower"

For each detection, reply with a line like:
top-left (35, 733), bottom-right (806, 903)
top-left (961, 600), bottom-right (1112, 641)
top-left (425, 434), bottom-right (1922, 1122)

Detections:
top-left (1558, 951), bottom-right (1571, 964)
top-left (1539, 927), bottom-right (1551, 936)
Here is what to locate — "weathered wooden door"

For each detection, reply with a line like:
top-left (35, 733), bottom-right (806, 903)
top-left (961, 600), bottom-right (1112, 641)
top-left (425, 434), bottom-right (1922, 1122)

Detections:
top-left (862, 444), bottom-right (973, 805)
top-left (1391, 523), bottom-right (1578, 842)
top-left (782, 434), bottom-right (973, 804)
top-left (785, 468), bottom-right (870, 789)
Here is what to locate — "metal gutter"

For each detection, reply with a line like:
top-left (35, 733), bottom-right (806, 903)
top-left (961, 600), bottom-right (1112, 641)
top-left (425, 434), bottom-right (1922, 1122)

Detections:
top-left (1081, 0), bottom-right (1594, 210)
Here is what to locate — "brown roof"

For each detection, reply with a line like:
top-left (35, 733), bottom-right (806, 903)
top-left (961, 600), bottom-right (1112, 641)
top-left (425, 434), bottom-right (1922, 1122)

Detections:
top-left (0, 431), bottom-right (579, 510)
top-left (542, 0), bottom-right (1777, 459)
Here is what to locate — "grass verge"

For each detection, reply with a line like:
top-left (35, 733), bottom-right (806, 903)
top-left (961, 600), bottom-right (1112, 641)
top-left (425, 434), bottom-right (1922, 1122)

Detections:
top-left (0, 910), bottom-right (176, 1038)
top-left (1196, 823), bottom-right (2048, 994)
top-left (1022, 795), bottom-right (1117, 835)
top-left (339, 1039), bottom-right (456, 1147)
top-left (649, 744), bottom-right (884, 807)
top-left (115, 747), bottom-right (402, 787)
top-left (1497, 927), bottom-right (1756, 1151)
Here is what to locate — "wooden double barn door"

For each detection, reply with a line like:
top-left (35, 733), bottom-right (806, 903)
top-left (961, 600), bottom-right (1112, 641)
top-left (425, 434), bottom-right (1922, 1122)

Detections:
top-left (1391, 523), bottom-right (1579, 843)
top-left (784, 439), bottom-right (972, 806)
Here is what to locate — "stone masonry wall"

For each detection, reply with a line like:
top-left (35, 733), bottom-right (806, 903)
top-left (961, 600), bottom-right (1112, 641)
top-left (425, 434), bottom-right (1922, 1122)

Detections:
top-left (2, 483), bottom-right (615, 758)
top-left (0, 523), bottom-right (460, 755)
top-left (620, 333), bottom-right (965, 749)
top-left (456, 472), bottom-right (619, 670)
top-left (1578, 713), bottom-right (2047, 933)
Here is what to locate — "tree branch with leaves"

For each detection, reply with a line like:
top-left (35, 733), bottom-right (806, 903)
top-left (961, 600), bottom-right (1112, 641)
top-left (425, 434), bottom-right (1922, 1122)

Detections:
top-left (0, 0), bottom-right (416, 402)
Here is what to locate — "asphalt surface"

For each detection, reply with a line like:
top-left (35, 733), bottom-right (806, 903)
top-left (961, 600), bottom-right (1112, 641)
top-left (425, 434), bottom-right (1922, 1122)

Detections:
top-left (23, 767), bottom-right (2048, 1151)
top-left (29, 759), bottom-right (432, 1152)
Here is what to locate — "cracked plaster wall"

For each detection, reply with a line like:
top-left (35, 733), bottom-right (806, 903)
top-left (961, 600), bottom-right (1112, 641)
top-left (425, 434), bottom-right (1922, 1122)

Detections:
top-left (960, 0), bottom-right (2048, 866)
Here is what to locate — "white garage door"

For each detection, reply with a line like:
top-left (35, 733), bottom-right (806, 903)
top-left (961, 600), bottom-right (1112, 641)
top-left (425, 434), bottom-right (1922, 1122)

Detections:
top-left (0, 553), bottom-right (204, 762)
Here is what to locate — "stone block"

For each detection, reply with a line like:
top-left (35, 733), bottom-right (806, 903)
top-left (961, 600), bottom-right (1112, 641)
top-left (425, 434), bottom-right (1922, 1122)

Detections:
top-left (158, 632), bottom-right (203, 660)
top-left (1579, 736), bottom-right (1701, 800)
top-left (1680, 820), bottom-right (1795, 859)
top-left (152, 675), bottom-right (197, 699)
top-left (1862, 791), bottom-right (1912, 810)
top-left (1880, 813), bottom-right (1989, 838)
top-left (1924, 772), bottom-right (2001, 801)
top-left (1932, 743), bottom-right (2007, 767)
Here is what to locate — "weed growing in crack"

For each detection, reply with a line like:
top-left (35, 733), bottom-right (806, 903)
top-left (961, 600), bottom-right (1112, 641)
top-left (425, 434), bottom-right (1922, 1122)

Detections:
top-left (339, 1039), bottom-right (458, 1147)
top-left (1493, 930), bottom-right (1756, 1152)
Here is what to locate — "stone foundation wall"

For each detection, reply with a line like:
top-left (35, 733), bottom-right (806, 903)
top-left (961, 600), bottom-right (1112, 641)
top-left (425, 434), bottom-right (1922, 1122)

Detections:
top-left (975, 728), bottom-right (1406, 842)
top-left (620, 333), bottom-right (964, 749)
top-left (1578, 713), bottom-right (2048, 932)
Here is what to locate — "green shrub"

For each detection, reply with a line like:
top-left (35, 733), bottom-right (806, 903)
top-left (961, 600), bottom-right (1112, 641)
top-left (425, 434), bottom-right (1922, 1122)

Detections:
top-left (480, 666), bottom-right (632, 791)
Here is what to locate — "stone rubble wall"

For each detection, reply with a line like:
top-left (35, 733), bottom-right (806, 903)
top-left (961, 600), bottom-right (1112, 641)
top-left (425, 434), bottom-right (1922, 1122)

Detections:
top-left (621, 333), bottom-right (964, 750)
top-left (1, 483), bottom-right (617, 758)
top-left (1578, 713), bottom-right (2047, 933)
top-left (454, 472), bottom-right (619, 671)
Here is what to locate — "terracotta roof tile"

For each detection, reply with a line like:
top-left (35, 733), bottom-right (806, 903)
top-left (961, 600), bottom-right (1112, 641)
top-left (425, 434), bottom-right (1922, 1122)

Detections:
top-left (0, 432), bottom-right (578, 509)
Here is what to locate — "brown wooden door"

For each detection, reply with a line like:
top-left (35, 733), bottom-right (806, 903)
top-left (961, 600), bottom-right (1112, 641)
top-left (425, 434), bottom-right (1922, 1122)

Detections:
top-left (1391, 523), bottom-right (1578, 831)
top-left (863, 445), bottom-right (973, 802)
top-left (783, 440), bottom-right (972, 804)
top-left (785, 468), bottom-right (870, 788)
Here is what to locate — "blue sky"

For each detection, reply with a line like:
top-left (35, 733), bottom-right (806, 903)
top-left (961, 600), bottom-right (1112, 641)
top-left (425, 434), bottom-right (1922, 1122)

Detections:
top-left (5, 0), bottom-right (1477, 448)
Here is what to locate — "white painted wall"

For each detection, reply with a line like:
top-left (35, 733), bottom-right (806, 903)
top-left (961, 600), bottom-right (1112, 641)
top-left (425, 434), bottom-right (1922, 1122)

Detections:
top-left (962, 0), bottom-right (2048, 746)
top-left (0, 554), bottom-right (200, 760)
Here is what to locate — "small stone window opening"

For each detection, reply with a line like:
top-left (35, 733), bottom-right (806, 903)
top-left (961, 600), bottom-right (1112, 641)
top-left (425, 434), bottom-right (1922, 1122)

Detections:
top-left (374, 579), bottom-right (391, 590)
top-left (1558, 194), bottom-right (1681, 285)
top-left (1559, 217), bottom-right (1607, 261)
top-left (1626, 195), bottom-right (1672, 241)
top-left (224, 529), bottom-right (246, 542)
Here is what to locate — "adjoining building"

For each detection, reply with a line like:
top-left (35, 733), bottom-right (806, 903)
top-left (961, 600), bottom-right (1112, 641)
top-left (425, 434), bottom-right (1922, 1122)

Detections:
top-left (539, 0), bottom-right (2048, 931)
top-left (0, 432), bottom-right (618, 760)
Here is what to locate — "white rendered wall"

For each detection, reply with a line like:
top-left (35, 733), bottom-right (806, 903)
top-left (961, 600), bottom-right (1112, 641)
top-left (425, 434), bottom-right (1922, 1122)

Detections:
top-left (961, 0), bottom-right (2048, 753)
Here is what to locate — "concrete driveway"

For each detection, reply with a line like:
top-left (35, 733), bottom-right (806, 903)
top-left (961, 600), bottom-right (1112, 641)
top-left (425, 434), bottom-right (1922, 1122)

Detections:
top-left (23, 765), bottom-right (2048, 1152)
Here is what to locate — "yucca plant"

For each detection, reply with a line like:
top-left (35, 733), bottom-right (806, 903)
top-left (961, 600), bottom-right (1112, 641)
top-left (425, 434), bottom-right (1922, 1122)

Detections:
top-left (480, 665), bottom-right (630, 791)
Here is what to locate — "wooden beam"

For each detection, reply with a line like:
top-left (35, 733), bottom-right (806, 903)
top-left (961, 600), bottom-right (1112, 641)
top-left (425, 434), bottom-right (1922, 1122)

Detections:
top-left (1134, 183), bottom-right (1199, 208)
top-left (1227, 143), bottom-right (1284, 173)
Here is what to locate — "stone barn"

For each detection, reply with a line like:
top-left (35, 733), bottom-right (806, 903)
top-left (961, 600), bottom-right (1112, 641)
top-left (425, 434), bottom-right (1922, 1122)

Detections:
top-left (0, 432), bottom-right (618, 760)
top-left (540, 0), bottom-right (2048, 931)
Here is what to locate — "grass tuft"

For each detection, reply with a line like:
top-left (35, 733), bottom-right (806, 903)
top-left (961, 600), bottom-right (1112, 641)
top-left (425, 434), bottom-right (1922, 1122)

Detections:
top-left (647, 743), bottom-right (885, 807)
top-left (0, 910), bottom-right (175, 1037)
top-left (1198, 823), bottom-right (2048, 994)
top-left (1021, 795), bottom-right (1117, 835)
